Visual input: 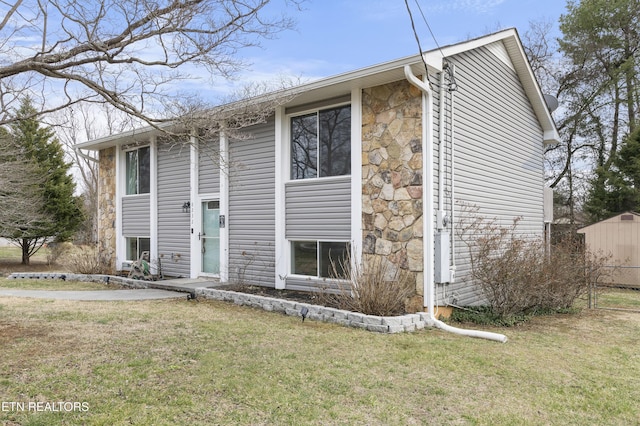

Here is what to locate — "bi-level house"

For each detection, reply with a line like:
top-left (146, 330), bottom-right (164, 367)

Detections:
top-left (76, 28), bottom-right (559, 312)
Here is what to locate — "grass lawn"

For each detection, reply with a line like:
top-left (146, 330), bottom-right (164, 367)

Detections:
top-left (0, 245), bottom-right (55, 276)
top-left (1, 280), bottom-right (639, 425)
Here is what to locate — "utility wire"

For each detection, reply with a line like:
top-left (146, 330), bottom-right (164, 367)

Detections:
top-left (403, 0), bottom-right (435, 89)
top-left (412, 0), bottom-right (446, 59)
top-left (413, 0), bottom-right (459, 91)
top-left (405, 0), bottom-right (459, 92)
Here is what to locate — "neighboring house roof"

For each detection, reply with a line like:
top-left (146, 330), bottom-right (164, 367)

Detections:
top-left (577, 212), bottom-right (640, 233)
top-left (75, 27), bottom-right (560, 151)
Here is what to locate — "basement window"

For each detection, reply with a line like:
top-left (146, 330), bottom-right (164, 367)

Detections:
top-left (291, 241), bottom-right (350, 278)
top-left (126, 237), bottom-right (150, 261)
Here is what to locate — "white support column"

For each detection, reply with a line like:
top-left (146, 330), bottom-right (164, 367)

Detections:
top-left (149, 135), bottom-right (158, 274)
top-left (350, 88), bottom-right (363, 267)
top-left (219, 130), bottom-right (230, 283)
top-left (114, 144), bottom-right (124, 270)
top-left (274, 106), bottom-right (287, 289)
top-left (189, 134), bottom-right (199, 278)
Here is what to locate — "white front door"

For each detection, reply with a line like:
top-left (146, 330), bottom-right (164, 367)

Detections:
top-left (201, 200), bottom-right (220, 274)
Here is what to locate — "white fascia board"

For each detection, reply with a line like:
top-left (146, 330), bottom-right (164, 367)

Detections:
top-left (78, 29), bottom-right (560, 150)
top-left (74, 121), bottom-right (174, 151)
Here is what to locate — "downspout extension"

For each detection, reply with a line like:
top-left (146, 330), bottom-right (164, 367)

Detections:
top-left (404, 64), bottom-right (507, 343)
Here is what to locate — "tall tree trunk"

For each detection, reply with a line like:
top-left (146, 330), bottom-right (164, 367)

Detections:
top-left (21, 239), bottom-right (30, 265)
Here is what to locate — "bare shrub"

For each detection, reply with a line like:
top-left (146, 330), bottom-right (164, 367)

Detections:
top-left (46, 242), bottom-right (73, 265)
top-left (318, 255), bottom-right (416, 316)
top-left (458, 206), bottom-right (612, 317)
top-left (61, 245), bottom-right (113, 275)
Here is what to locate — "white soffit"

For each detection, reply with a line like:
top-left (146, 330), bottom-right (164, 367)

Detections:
top-left (486, 41), bottom-right (515, 72)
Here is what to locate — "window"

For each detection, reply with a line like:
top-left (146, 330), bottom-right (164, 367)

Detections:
top-left (126, 237), bottom-right (150, 261)
top-left (291, 105), bottom-right (351, 179)
top-left (291, 241), bottom-right (350, 278)
top-left (125, 146), bottom-right (150, 195)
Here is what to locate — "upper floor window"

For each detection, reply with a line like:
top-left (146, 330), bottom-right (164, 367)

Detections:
top-left (290, 105), bottom-right (351, 179)
top-left (125, 146), bottom-right (150, 195)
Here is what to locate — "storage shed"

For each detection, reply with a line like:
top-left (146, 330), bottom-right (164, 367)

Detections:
top-left (577, 212), bottom-right (640, 287)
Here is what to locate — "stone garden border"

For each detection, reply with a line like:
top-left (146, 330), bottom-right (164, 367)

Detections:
top-left (6, 273), bottom-right (432, 333)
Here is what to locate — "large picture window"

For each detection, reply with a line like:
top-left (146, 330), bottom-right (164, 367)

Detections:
top-left (291, 241), bottom-right (350, 278)
top-left (291, 105), bottom-right (351, 179)
top-left (125, 146), bottom-right (150, 195)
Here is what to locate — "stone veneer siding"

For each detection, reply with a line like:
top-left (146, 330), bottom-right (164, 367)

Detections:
top-left (362, 80), bottom-right (424, 306)
top-left (98, 147), bottom-right (117, 273)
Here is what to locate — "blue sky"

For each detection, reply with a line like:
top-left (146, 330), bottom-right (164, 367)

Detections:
top-left (238, 0), bottom-right (569, 83)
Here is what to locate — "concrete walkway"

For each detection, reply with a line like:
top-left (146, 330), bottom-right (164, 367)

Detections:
top-left (0, 276), bottom-right (221, 301)
top-left (0, 288), bottom-right (188, 301)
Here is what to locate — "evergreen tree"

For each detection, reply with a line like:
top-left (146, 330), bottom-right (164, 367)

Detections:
top-left (6, 98), bottom-right (84, 264)
top-left (585, 129), bottom-right (640, 222)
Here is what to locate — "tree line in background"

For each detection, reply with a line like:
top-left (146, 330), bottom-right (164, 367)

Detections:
top-left (1, 0), bottom-right (640, 262)
top-left (0, 0), bottom-right (301, 264)
top-left (527, 0), bottom-right (640, 225)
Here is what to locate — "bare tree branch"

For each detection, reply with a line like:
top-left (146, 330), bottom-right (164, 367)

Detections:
top-left (0, 0), bottom-right (302, 128)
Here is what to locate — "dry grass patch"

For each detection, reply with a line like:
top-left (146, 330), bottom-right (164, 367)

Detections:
top-left (0, 284), bottom-right (639, 425)
top-left (0, 278), bottom-right (123, 291)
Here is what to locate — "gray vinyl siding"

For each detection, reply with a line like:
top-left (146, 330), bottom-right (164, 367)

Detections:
top-left (228, 120), bottom-right (276, 287)
top-left (157, 144), bottom-right (191, 278)
top-left (121, 196), bottom-right (150, 236)
top-left (285, 177), bottom-right (351, 292)
top-left (444, 44), bottom-right (545, 306)
top-left (285, 177), bottom-right (351, 240)
top-left (198, 139), bottom-right (220, 194)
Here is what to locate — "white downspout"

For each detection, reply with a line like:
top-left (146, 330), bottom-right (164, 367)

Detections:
top-left (437, 69), bottom-right (446, 227)
top-left (404, 65), bottom-right (507, 343)
top-left (449, 65), bottom-right (457, 282)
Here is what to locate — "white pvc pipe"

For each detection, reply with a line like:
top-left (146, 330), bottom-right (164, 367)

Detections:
top-left (404, 65), bottom-right (507, 343)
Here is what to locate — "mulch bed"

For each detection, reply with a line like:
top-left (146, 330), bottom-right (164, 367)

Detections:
top-left (215, 283), bottom-right (333, 307)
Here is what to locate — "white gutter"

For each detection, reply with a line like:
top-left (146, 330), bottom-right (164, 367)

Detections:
top-left (404, 65), bottom-right (507, 343)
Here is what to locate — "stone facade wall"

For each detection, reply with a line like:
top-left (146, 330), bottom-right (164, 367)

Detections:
top-left (98, 147), bottom-right (117, 273)
top-left (362, 80), bottom-right (424, 306)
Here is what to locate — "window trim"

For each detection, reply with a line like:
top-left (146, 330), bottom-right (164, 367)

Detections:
top-left (125, 236), bottom-right (151, 262)
top-left (288, 102), bottom-right (352, 182)
top-left (289, 239), bottom-right (351, 280)
top-left (124, 145), bottom-right (151, 196)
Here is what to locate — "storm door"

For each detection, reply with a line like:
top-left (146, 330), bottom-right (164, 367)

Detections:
top-left (201, 200), bottom-right (220, 274)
